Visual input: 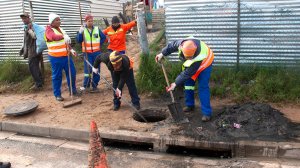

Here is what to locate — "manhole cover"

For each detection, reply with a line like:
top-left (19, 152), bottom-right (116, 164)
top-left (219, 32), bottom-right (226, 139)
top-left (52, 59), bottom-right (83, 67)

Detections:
top-left (133, 108), bottom-right (169, 123)
top-left (3, 100), bottom-right (38, 116)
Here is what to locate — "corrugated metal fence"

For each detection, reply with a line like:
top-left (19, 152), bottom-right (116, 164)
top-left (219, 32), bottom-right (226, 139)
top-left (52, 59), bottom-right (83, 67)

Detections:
top-left (0, 0), bottom-right (90, 61)
top-left (164, 0), bottom-right (300, 67)
top-left (91, 0), bottom-right (123, 24)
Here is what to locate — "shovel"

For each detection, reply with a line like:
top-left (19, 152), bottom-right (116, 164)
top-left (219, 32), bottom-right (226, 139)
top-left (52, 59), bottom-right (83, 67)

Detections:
top-left (161, 63), bottom-right (189, 123)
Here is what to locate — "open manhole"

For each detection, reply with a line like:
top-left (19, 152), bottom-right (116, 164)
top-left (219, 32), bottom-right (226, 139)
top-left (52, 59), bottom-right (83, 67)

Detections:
top-left (133, 108), bottom-right (169, 123)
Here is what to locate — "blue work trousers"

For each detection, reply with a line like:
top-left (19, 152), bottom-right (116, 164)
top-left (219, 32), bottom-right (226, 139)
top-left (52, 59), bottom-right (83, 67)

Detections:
top-left (48, 55), bottom-right (77, 97)
top-left (83, 51), bottom-right (101, 88)
top-left (184, 65), bottom-right (213, 117)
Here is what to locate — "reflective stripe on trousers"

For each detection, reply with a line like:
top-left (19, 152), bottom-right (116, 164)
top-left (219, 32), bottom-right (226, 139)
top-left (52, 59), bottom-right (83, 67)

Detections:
top-left (184, 65), bottom-right (212, 116)
top-left (83, 51), bottom-right (101, 88)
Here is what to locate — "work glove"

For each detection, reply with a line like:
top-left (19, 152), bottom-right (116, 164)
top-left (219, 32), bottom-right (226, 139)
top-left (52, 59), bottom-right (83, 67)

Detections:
top-left (27, 29), bottom-right (36, 39)
top-left (166, 83), bottom-right (176, 92)
top-left (64, 34), bottom-right (71, 44)
top-left (115, 88), bottom-right (122, 98)
top-left (70, 49), bottom-right (77, 57)
top-left (155, 53), bottom-right (163, 63)
top-left (79, 26), bottom-right (84, 33)
top-left (92, 67), bottom-right (98, 74)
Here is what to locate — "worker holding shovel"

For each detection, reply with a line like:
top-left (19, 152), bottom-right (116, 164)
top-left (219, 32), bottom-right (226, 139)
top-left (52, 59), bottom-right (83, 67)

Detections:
top-left (45, 13), bottom-right (80, 101)
top-left (155, 37), bottom-right (214, 122)
top-left (76, 13), bottom-right (106, 93)
top-left (92, 51), bottom-right (140, 111)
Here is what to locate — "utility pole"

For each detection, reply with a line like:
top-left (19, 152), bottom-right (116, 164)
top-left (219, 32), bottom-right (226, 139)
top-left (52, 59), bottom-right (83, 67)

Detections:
top-left (29, 0), bottom-right (45, 77)
top-left (137, 10), bottom-right (149, 55)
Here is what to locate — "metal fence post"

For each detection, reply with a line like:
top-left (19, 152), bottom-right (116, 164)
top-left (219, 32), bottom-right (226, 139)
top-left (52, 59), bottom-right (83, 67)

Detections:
top-left (137, 11), bottom-right (149, 56)
top-left (29, 1), bottom-right (45, 78)
top-left (236, 0), bottom-right (241, 70)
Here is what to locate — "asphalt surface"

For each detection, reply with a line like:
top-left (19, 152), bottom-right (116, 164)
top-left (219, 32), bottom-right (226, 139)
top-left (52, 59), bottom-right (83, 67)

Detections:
top-left (1, 131), bottom-right (300, 168)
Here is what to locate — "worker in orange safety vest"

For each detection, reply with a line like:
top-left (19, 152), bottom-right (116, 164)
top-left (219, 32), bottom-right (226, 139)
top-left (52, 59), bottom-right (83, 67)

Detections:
top-left (155, 36), bottom-right (214, 122)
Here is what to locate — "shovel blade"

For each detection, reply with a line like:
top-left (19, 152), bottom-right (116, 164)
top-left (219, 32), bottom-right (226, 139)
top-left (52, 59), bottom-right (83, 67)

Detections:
top-left (168, 102), bottom-right (188, 123)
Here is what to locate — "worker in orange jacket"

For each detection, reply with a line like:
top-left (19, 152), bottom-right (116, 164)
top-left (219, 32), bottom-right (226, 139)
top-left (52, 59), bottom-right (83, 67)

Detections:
top-left (102, 16), bottom-right (136, 55)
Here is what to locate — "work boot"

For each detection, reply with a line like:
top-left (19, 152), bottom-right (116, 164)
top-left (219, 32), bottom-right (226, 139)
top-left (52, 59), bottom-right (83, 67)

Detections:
top-left (133, 104), bottom-right (140, 110)
top-left (56, 96), bottom-right (64, 101)
top-left (0, 162), bottom-right (11, 168)
top-left (30, 85), bottom-right (43, 91)
top-left (79, 86), bottom-right (87, 92)
top-left (89, 87), bottom-right (100, 93)
top-left (113, 104), bottom-right (120, 111)
top-left (72, 91), bottom-right (82, 97)
top-left (183, 106), bottom-right (194, 112)
top-left (201, 115), bottom-right (211, 122)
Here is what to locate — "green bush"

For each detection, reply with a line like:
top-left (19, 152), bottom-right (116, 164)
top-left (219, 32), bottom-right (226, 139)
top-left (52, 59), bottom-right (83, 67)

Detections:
top-left (211, 66), bottom-right (300, 103)
top-left (136, 29), bottom-right (182, 96)
top-left (0, 59), bottom-right (31, 83)
top-left (136, 53), bottom-right (181, 96)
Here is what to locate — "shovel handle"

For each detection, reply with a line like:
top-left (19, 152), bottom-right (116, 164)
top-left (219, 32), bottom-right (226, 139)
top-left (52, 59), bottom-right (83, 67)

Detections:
top-left (161, 63), bottom-right (175, 103)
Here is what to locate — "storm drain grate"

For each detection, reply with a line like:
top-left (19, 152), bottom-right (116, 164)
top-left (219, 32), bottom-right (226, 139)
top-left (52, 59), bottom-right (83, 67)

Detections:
top-left (103, 138), bottom-right (154, 152)
top-left (167, 145), bottom-right (232, 159)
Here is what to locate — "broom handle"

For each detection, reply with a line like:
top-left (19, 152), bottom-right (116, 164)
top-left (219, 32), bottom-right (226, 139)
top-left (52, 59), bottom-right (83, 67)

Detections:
top-left (161, 63), bottom-right (175, 103)
top-left (67, 45), bottom-right (73, 100)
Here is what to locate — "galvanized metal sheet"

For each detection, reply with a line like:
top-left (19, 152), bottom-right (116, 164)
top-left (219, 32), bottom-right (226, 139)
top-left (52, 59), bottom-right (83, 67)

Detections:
top-left (3, 100), bottom-right (38, 116)
top-left (0, 0), bottom-right (90, 62)
top-left (90, 0), bottom-right (123, 28)
top-left (164, 0), bottom-right (300, 67)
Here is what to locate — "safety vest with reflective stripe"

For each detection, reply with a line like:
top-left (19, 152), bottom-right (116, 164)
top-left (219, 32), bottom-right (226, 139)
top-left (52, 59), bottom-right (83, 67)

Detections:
top-left (180, 39), bottom-right (214, 81)
top-left (82, 26), bottom-right (101, 53)
top-left (44, 28), bottom-right (67, 57)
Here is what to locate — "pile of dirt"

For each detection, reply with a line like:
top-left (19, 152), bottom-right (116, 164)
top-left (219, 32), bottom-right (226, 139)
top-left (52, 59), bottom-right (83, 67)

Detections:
top-left (173, 102), bottom-right (300, 142)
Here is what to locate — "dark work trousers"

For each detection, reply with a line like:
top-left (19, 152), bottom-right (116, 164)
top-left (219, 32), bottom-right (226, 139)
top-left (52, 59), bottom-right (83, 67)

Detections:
top-left (112, 69), bottom-right (140, 107)
top-left (28, 53), bottom-right (43, 87)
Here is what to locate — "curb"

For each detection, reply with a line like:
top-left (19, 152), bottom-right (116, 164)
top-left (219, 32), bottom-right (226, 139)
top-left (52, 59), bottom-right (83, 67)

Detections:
top-left (1, 121), bottom-right (300, 159)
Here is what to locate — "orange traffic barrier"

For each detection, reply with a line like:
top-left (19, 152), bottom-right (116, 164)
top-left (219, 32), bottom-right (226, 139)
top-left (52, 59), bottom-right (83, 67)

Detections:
top-left (88, 121), bottom-right (109, 168)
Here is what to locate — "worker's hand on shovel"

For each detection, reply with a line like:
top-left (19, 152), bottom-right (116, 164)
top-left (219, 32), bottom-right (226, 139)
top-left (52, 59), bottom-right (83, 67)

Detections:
top-left (70, 49), bottom-right (77, 57)
top-left (115, 88), bottom-right (122, 98)
top-left (166, 83), bottom-right (176, 92)
top-left (155, 53), bottom-right (163, 63)
top-left (92, 67), bottom-right (98, 74)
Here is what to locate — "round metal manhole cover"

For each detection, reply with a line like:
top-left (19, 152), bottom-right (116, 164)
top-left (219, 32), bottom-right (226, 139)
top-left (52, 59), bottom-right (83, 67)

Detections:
top-left (3, 100), bottom-right (38, 116)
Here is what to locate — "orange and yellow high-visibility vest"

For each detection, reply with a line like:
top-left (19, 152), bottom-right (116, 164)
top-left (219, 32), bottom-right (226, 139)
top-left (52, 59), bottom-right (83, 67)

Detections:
top-left (44, 27), bottom-right (67, 57)
top-left (180, 37), bottom-right (214, 81)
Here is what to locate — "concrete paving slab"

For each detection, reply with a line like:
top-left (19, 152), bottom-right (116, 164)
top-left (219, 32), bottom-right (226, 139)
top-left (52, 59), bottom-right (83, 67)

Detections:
top-left (8, 134), bottom-right (67, 147)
